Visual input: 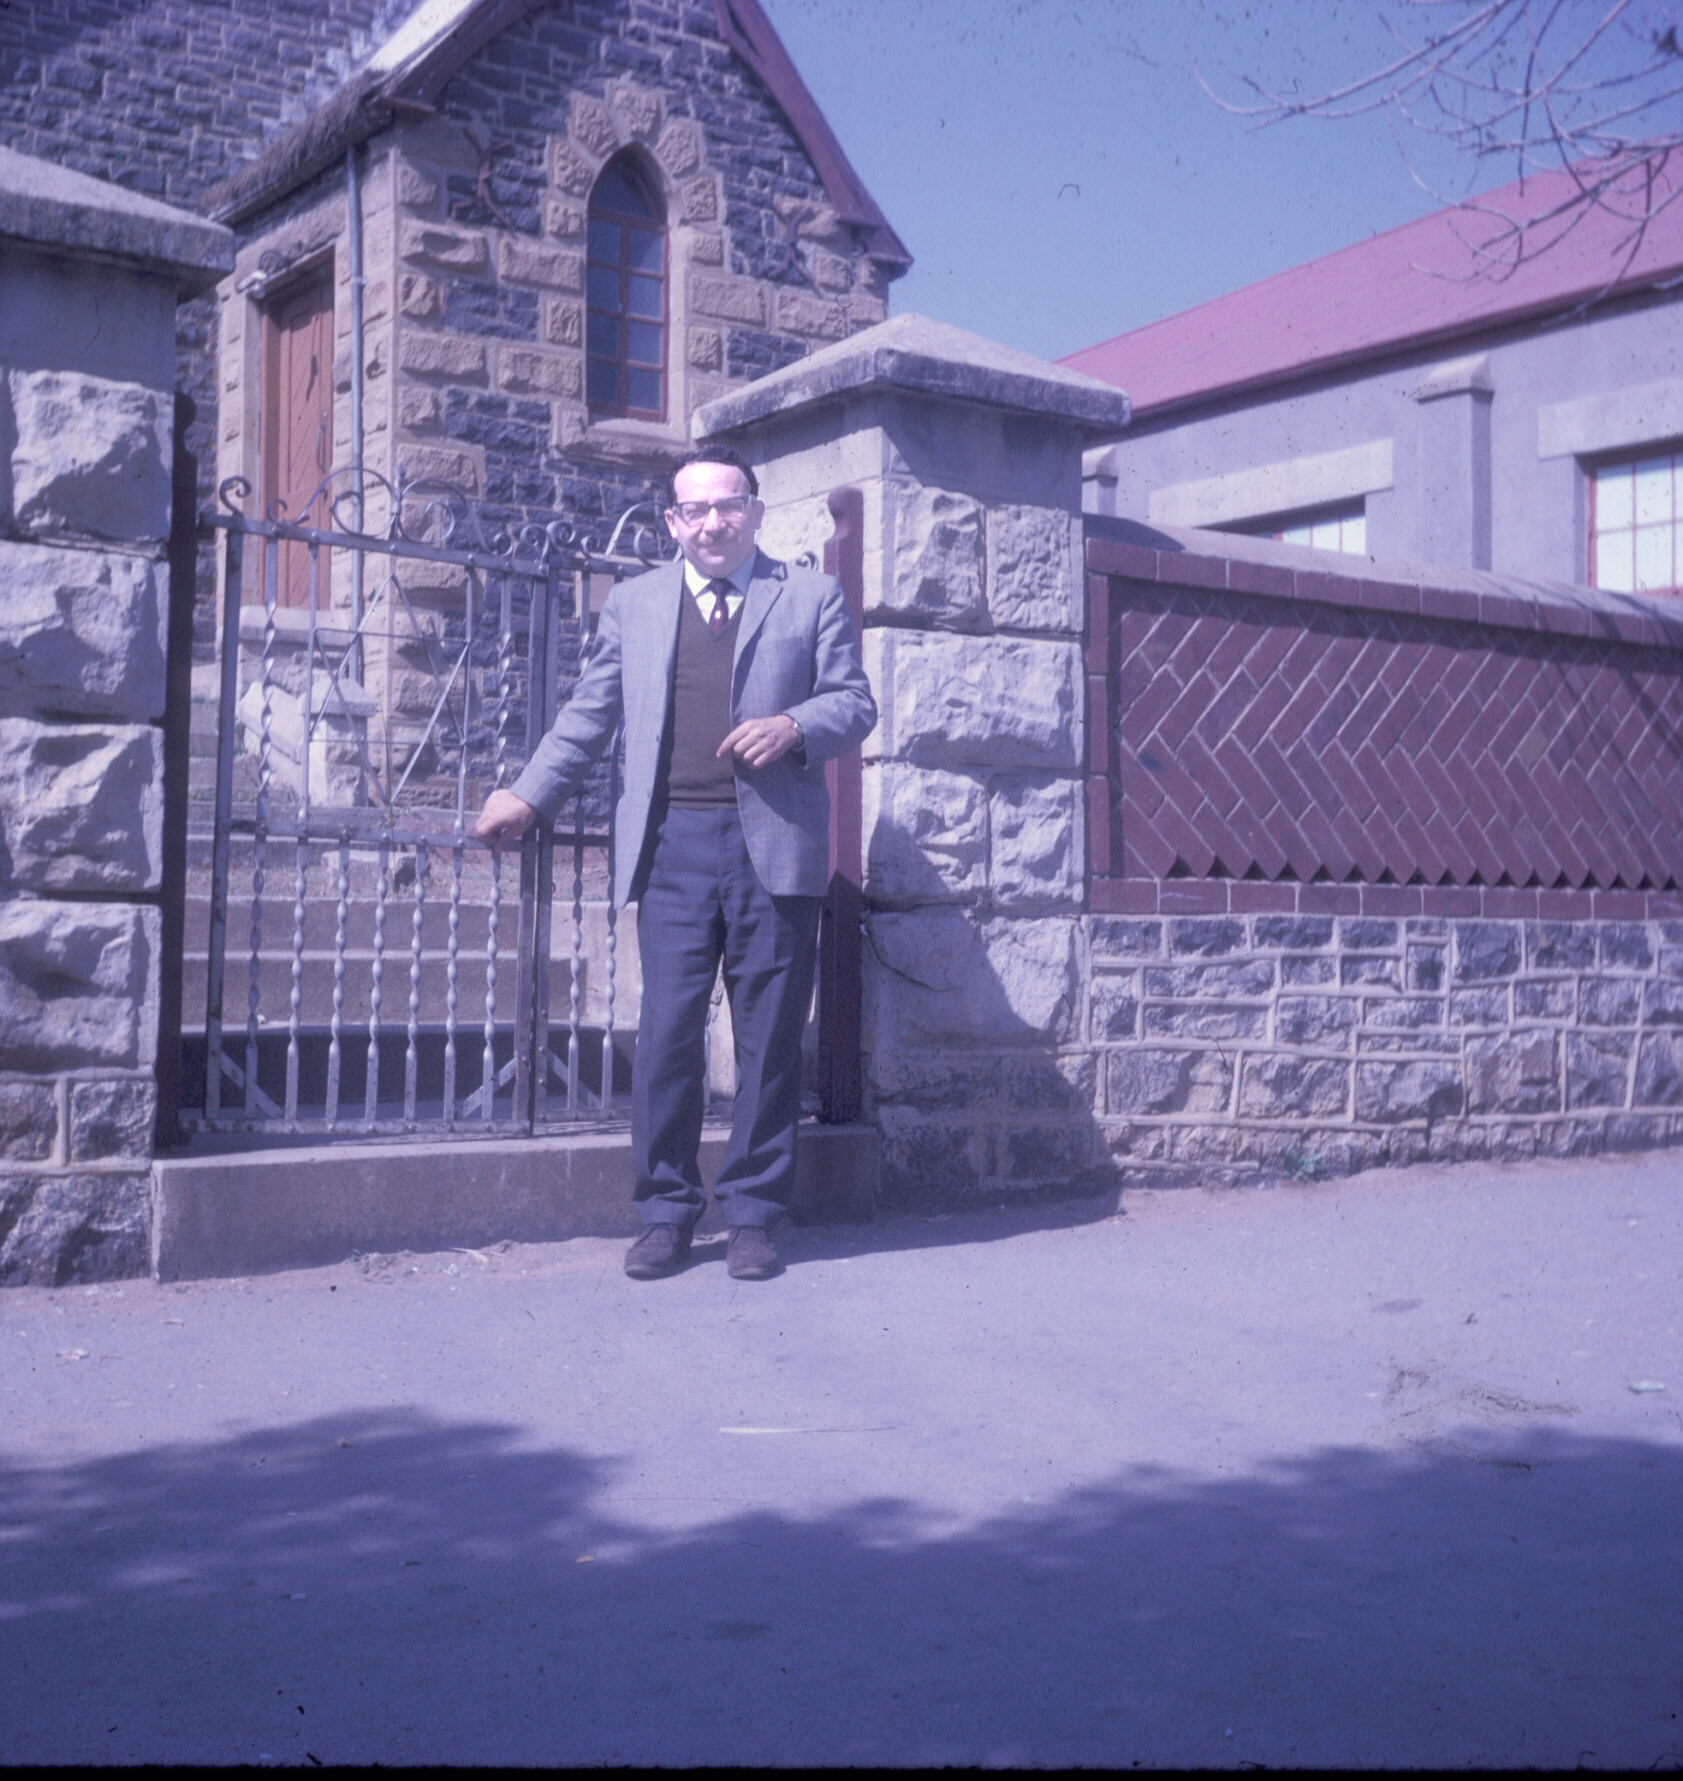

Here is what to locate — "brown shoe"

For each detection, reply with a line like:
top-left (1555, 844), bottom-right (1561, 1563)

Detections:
top-left (726, 1225), bottom-right (781, 1280)
top-left (624, 1224), bottom-right (692, 1280)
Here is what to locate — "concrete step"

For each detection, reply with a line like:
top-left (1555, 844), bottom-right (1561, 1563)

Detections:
top-left (151, 1123), bottom-right (880, 1280)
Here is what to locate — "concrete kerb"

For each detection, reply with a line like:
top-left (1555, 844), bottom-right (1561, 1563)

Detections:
top-left (150, 1123), bottom-right (879, 1281)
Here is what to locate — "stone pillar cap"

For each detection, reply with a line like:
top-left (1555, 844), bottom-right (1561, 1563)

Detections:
top-left (0, 146), bottom-right (233, 295)
top-left (695, 312), bottom-right (1132, 442)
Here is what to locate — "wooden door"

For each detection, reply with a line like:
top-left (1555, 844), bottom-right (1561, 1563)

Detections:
top-left (260, 271), bottom-right (334, 609)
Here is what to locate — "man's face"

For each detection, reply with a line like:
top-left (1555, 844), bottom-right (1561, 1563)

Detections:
top-left (665, 461), bottom-right (763, 579)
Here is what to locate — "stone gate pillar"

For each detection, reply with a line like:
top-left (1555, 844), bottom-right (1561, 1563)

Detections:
top-left (696, 315), bottom-right (1130, 1207)
top-left (0, 149), bottom-right (231, 1283)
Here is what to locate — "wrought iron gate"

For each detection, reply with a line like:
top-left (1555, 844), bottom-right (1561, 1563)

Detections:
top-left (185, 468), bottom-right (665, 1136)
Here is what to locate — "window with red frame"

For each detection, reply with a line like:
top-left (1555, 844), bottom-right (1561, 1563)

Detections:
top-left (1589, 445), bottom-right (1682, 595)
top-left (1225, 501), bottom-right (1368, 555)
top-left (586, 155), bottom-right (666, 421)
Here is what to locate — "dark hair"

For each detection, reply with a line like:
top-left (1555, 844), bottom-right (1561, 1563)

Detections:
top-left (665, 446), bottom-right (759, 505)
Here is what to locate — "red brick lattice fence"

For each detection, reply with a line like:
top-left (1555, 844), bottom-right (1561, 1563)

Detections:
top-left (1087, 527), bottom-right (1683, 920)
top-left (1076, 521), bottom-right (1683, 1182)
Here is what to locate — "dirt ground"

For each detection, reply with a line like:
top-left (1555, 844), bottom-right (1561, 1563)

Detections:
top-left (3, 1146), bottom-right (1680, 1769)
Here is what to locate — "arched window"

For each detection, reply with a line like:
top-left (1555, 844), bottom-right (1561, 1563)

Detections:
top-left (586, 155), bottom-right (666, 420)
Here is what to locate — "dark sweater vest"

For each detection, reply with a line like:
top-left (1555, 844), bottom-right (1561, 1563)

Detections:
top-left (662, 587), bottom-right (740, 807)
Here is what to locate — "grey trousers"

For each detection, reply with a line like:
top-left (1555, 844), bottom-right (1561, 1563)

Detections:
top-left (631, 805), bottom-right (821, 1229)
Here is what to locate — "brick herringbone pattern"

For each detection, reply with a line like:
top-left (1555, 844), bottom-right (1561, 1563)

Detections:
top-left (1109, 586), bottom-right (1683, 891)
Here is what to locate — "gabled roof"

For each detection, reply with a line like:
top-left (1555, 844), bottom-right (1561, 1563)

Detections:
top-left (1060, 164), bottom-right (1683, 418)
top-left (202, 0), bottom-right (909, 271)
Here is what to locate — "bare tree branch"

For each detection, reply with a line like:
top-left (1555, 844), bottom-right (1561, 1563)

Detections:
top-left (1196, 0), bottom-right (1683, 287)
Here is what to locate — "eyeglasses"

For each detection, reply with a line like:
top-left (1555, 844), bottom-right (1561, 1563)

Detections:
top-left (670, 497), bottom-right (752, 525)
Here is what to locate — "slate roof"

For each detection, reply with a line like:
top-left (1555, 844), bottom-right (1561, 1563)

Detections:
top-left (1060, 163), bottom-right (1683, 418)
top-left (202, 0), bottom-right (910, 270)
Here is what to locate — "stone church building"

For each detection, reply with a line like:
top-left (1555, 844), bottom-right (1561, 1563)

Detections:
top-left (1, 0), bottom-right (910, 666)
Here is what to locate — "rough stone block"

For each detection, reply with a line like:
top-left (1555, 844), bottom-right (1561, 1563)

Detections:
top-left (498, 347), bottom-right (581, 399)
top-left (1405, 946), bottom-right (1446, 992)
top-left (1089, 972), bottom-right (1139, 1041)
top-left (1089, 918), bottom-right (1161, 957)
top-left (1169, 919), bottom-right (1245, 957)
top-left (398, 385), bottom-right (444, 434)
top-left (876, 1107), bottom-right (986, 1206)
top-left (0, 719), bottom-right (163, 891)
top-left (1342, 955), bottom-right (1401, 989)
top-left (0, 542), bottom-right (167, 720)
top-left (398, 271), bottom-right (442, 320)
top-left (1354, 1058), bottom-right (1464, 1123)
top-left (69, 1077), bottom-right (156, 1162)
top-left (551, 140), bottom-right (597, 197)
top-left (1277, 995), bottom-right (1359, 1046)
top-left (399, 218), bottom-right (488, 274)
top-left (1107, 1048), bottom-right (1234, 1115)
top-left (1141, 1003), bottom-right (1268, 1041)
top-left (987, 505), bottom-right (1079, 634)
top-left (1001, 1052), bottom-right (1098, 1114)
top-left (1141, 961), bottom-right (1269, 1000)
top-left (1465, 1032), bottom-right (1560, 1115)
top-left (1601, 922), bottom-right (1654, 970)
top-left (398, 332), bottom-right (489, 384)
top-left (9, 370), bottom-right (170, 544)
top-left (544, 299), bottom-right (584, 349)
top-left (687, 327), bottom-right (722, 372)
top-left (396, 162), bottom-right (439, 210)
top-left (608, 81), bottom-right (663, 142)
top-left (1580, 976), bottom-right (1641, 1026)
top-left (1360, 996), bottom-right (1445, 1031)
top-left (0, 902), bottom-right (156, 1070)
top-left (1448, 987), bottom-right (1509, 1026)
top-left (1565, 1032), bottom-right (1632, 1110)
top-left (1514, 978), bottom-right (1575, 1019)
top-left (1255, 916), bottom-right (1334, 951)
top-left (1453, 922), bottom-right (1522, 982)
top-left (774, 286), bottom-right (845, 339)
top-left (1099, 1121), bottom-right (1173, 1163)
top-left (873, 631), bottom-right (1080, 770)
top-left (885, 486), bottom-right (985, 628)
top-left (868, 910), bottom-right (1079, 1047)
top-left (873, 1053), bottom-right (998, 1110)
top-left (1339, 919), bottom-right (1398, 950)
top-left (546, 198), bottom-right (586, 240)
top-left (864, 763), bottom-right (985, 903)
top-left (0, 1172), bottom-right (149, 1286)
top-left (1282, 955), bottom-right (1337, 986)
top-left (1642, 980), bottom-right (1683, 1026)
top-left (569, 95), bottom-right (619, 158)
top-left (1528, 921), bottom-right (1596, 970)
top-left (656, 118), bottom-right (706, 179)
top-left (1002, 1122), bottom-right (1093, 1182)
top-left (1239, 1054), bottom-right (1351, 1118)
top-left (497, 237), bottom-right (581, 291)
top-left (1633, 1034), bottom-right (1683, 1106)
top-left (0, 1081), bottom-right (58, 1162)
top-left (989, 774), bottom-right (1081, 908)
top-left (690, 274), bottom-right (765, 326)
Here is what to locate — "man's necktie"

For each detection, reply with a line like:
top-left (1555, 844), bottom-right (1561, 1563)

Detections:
top-left (704, 578), bottom-right (731, 635)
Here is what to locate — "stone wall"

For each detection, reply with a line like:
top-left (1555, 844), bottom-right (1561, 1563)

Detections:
top-left (702, 318), bottom-right (1683, 1209)
top-left (0, 150), bottom-right (231, 1283)
top-left (694, 314), bottom-right (1132, 1210)
top-left (1079, 520), bottom-right (1683, 1184)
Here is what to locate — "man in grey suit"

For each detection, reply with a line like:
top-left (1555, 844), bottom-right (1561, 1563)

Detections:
top-left (472, 447), bottom-right (876, 1280)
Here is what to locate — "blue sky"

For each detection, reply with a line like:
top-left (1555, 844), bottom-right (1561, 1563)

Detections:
top-left (764, 0), bottom-right (1503, 362)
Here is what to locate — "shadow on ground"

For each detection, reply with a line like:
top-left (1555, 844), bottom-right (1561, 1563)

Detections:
top-left (3, 1411), bottom-right (1679, 1767)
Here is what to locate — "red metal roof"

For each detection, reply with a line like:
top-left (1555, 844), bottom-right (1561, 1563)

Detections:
top-left (1060, 164), bottom-right (1683, 417)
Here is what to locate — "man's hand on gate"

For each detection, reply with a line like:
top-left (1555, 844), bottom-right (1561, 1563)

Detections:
top-left (718, 713), bottom-right (802, 769)
top-left (472, 788), bottom-right (540, 848)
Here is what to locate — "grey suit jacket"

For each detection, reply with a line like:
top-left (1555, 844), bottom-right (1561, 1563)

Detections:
top-left (509, 549), bottom-right (876, 905)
